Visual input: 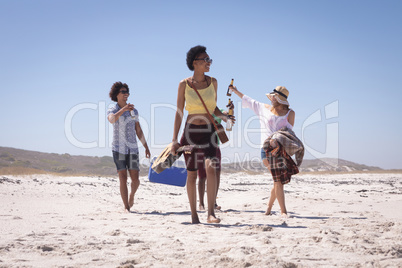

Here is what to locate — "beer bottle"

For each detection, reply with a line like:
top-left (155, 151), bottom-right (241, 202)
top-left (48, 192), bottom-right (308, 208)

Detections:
top-left (226, 79), bottom-right (234, 96)
top-left (226, 98), bottom-right (234, 131)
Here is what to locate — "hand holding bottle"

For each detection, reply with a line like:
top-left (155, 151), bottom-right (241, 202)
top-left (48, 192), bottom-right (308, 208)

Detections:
top-left (229, 86), bottom-right (244, 99)
top-left (123, 103), bottom-right (136, 118)
top-left (226, 98), bottom-right (235, 131)
top-left (123, 103), bottom-right (134, 112)
top-left (226, 79), bottom-right (234, 96)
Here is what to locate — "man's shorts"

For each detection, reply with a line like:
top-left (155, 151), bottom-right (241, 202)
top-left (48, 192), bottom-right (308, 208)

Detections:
top-left (112, 151), bottom-right (140, 171)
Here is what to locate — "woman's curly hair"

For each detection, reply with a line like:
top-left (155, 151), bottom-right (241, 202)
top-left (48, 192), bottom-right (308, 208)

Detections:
top-left (186, 45), bottom-right (207, 71)
top-left (109, 81), bottom-right (129, 102)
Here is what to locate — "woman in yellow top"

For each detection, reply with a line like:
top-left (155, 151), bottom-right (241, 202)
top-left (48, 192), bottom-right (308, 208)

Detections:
top-left (171, 45), bottom-right (229, 224)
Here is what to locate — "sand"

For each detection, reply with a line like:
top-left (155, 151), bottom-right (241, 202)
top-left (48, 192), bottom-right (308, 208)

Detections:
top-left (0, 172), bottom-right (401, 267)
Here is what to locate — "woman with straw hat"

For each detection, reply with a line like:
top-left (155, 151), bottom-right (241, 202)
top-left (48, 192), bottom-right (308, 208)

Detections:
top-left (229, 85), bottom-right (296, 218)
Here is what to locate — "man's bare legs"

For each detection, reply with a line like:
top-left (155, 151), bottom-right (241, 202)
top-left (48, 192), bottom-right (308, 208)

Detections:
top-left (128, 169), bottom-right (140, 208)
top-left (118, 170), bottom-right (130, 212)
top-left (118, 169), bottom-right (140, 212)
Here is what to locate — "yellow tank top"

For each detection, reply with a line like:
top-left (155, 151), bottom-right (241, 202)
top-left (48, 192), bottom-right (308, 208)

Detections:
top-left (185, 78), bottom-right (216, 114)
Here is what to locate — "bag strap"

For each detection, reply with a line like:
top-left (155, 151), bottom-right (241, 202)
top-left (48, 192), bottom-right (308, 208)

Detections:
top-left (188, 79), bottom-right (220, 132)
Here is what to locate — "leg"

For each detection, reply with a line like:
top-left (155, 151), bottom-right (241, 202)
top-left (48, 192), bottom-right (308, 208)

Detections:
top-left (205, 158), bottom-right (220, 223)
top-left (186, 170), bottom-right (200, 224)
top-left (265, 186), bottom-right (276, 215)
top-left (118, 169), bottom-right (130, 212)
top-left (198, 175), bottom-right (206, 210)
top-left (215, 168), bottom-right (221, 210)
top-left (215, 149), bottom-right (221, 210)
top-left (262, 158), bottom-right (269, 168)
top-left (274, 181), bottom-right (287, 216)
top-left (262, 158), bottom-right (274, 214)
top-left (128, 169), bottom-right (140, 208)
top-left (197, 158), bottom-right (206, 210)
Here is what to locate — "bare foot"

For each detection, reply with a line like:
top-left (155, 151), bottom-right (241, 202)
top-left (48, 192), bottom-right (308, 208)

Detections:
top-left (280, 213), bottom-right (288, 219)
top-left (124, 208), bottom-right (131, 213)
top-left (129, 195), bottom-right (134, 208)
top-left (199, 204), bottom-right (205, 211)
top-left (265, 207), bottom-right (272, 215)
top-left (215, 204), bottom-right (221, 210)
top-left (191, 215), bottom-right (201, 224)
top-left (207, 215), bottom-right (221, 223)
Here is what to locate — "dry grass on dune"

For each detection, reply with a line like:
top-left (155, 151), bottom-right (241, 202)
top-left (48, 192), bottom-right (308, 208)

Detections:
top-left (0, 167), bottom-right (49, 176)
top-left (0, 167), bottom-right (111, 177)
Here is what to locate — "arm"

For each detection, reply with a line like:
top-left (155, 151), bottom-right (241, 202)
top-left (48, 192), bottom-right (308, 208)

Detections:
top-left (211, 77), bottom-right (226, 121)
top-left (135, 121), bottom-right (151, 158)
top-left (287, 110), bottom-right (295, 127)
top-left (214, 107), bottom-right (236, 125)
top-left (171, 80), bottom-right (186, 154)
top-left (212, 77), bottom-right (236, 124)
top-left (107, 103), bottom-right (134, 124)
top-left (229, 85), bottom-right (244, 99)
top-left (212, 77), bottom-right (218, 103)
top-left (213, 107), bottom-right (227, 122)
top-left (231, 86), bottom-right (264, 116)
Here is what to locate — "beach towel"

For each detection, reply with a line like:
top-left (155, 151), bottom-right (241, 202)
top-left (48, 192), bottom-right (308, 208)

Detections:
top-left (263, 127), bottom-right (304, 184)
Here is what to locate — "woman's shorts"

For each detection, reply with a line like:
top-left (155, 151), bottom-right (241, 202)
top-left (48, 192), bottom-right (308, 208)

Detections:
top-left (112, 151), bottom-right (140, 171)
top-left (180, 123), bottom-right (218, 171)
top-left (197, 148), bottom-right (221, 178)
top-left (261, 148), bottom-right (267, 160)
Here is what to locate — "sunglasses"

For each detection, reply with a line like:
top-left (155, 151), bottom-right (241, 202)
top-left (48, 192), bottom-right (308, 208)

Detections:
top-left (120, 90), bottom-right (129, 95)
top-left (194, 57), bottom-right (213, 64)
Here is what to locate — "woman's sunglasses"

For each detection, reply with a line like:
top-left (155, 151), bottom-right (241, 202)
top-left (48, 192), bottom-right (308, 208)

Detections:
top-left (194, 57), bottom-right (213, 64)
top-left (120, 90), bottom-right (129, 95)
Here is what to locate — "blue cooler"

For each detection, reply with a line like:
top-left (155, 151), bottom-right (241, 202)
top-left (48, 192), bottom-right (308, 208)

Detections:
top-left (148, 160), bottom-right (187, 187)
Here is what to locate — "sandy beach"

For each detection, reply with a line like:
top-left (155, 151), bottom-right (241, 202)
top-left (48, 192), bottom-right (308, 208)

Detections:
top-left (0, 172), bottom-right (401, 267)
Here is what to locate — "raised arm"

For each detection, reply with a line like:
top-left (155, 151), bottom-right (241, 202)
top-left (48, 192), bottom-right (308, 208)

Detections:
top-left (230, 86), bottom-right (264, 116)
top-left (229, 85), bottom-right (244, 99)
top-left (107, 103), bottom-right (134, 124)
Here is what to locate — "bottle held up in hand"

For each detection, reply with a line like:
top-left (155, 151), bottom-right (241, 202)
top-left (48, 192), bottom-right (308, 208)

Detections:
top-left (129, 104), bottom-right (136, 119)
top-left (226, 79), bottom-right (234, 96)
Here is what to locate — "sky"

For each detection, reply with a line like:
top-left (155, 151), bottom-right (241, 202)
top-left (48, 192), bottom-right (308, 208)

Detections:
top-left (1, 0), bottom-right (401, 169)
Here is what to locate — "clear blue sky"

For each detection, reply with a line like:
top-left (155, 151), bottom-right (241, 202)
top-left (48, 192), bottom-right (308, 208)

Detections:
top-left (1, 0), bottom-right (401, 169)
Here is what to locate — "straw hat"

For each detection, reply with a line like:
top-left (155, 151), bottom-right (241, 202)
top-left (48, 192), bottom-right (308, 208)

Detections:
top-left (266, 86), bottom-right (289, 106)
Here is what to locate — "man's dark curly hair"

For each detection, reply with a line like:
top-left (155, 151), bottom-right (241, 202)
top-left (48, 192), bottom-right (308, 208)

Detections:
top-left (186, 45), bottom-right (207, 71)
top-left (109, 81), bottom-right (129, 102)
